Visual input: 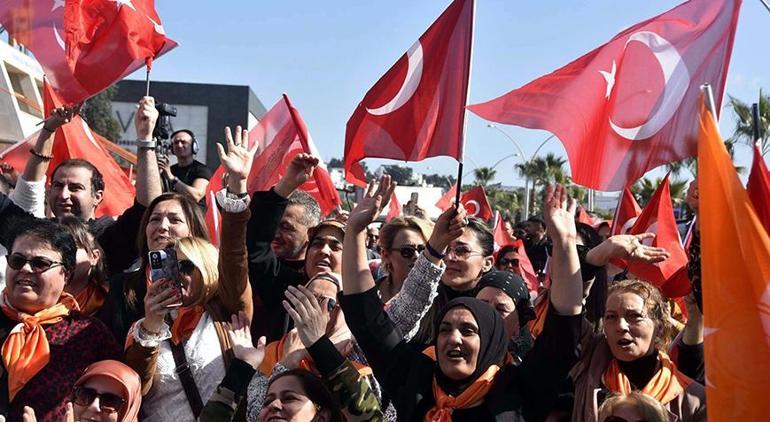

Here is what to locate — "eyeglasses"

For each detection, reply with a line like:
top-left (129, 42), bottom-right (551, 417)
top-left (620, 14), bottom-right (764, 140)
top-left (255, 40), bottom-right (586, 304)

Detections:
top-left (7, 254), bottom-right (65, 273)
top-left (72, 386), bottom-right (126, 414)
top-left (178, 259), bottom-right (197, 275)
top-left (498, 258), bottom-right (519, 267)
top-left (445, 245), bottom-right (484, 260)
top-left (390, 245), bottom-right (425, 259)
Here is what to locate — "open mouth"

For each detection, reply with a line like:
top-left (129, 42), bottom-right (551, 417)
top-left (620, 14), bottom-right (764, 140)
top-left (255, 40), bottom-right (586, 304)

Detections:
top-left (617, 338), bottom-right (634, 348)
top-left (315, 260), bottom-right (332, 269)
top-left (445, 349), bottom-right (465, 361)
top-left (15, 279), bottom-right (37, 289)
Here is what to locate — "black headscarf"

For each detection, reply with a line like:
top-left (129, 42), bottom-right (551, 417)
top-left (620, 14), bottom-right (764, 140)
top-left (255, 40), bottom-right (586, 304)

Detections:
top-left (433, 297), bottom-right (507, 396)
top-left (476, 270), bottom-right (535, 327)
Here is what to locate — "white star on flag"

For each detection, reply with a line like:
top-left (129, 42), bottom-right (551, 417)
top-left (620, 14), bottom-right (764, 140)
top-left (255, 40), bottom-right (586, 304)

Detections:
top-left (51, 0), bottom-right (65, 12)
top-left (599, 60), bottom-right (617, 100)
top-left (109, 0), bottom-right (137, 12)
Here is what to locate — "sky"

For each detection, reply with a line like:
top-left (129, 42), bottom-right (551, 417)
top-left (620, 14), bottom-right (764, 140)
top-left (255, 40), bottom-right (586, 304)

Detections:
top-left (129, 0), bottom-right (770, 191)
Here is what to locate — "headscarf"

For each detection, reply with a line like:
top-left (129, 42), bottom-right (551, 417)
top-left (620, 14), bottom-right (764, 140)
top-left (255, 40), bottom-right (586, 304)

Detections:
top-left (75, 360), bottom-right (142, 422)
top-left (475, 270), bottom-right (535, 328)
top-left (433, 297), bottom-right (507, 397)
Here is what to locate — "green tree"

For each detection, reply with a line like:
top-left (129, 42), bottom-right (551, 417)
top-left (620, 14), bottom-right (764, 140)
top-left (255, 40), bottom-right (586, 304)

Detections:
top-left (81, 85), bottom-right (121, 142)
top-left (327, 157), bottom-right (343, 168)
top-left (382, 164), bottom-right (414, 186)
top-left (424, 173), bottom-right (455, 188)
top-left (727, 91), bottom-right (770, 156)
top-left (473, 167), bottom-right (497, 187)
top-left (632, 177), bottom-right (688, 207)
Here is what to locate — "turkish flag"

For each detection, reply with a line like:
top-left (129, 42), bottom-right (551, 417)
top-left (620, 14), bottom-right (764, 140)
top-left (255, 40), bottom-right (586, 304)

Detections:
top-left (436, 183), bottom-right (458, 212)
top-left (610, 187), bottom-right (643, 236)
top-left (344, 0), bottom-right (474, 186)
top-left (0, 0), bottom-right (177, 104)
top-left (698, 104), bottom-right (770, 420)
top-left (461, 185), bottom-right (493, 221)
top-left (205, 95), bottom-right (341, 244)
top-left (493, 211), bottom-right (515, 251)
top-left (0, 83), bottom-right (135, 217)
top-left (512, 239), bottom-right (539, 295)
top-left (626, 173), bottom-right (689, 296)
top-left (577, 206), bottom-right (596, 226)
top-left (747, 144), bottom-right (770, 234)
top-left (385, 192), bottom-right (401, 222)
top-left (468, 0), bottom-right (740, 191)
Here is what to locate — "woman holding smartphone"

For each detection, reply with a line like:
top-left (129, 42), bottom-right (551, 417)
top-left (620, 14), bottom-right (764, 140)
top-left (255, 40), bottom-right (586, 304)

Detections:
top-left (124, 127), bottom-right (255, 421)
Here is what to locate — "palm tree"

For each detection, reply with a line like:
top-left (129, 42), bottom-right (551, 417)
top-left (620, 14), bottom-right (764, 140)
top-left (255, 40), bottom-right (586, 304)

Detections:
top-left (518, 153), bottom-right (568, 214)
top-left (727, 91), bottom-right (770, 156)
top-left (473, 167), bottom-right (497, 187)
top-left (632, 177), bottom-right (688, 207)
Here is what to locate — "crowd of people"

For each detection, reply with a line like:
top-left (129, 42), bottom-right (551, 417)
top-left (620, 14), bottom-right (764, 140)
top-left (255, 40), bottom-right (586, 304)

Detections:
top-left (0, 96), bottom-right (706, 422)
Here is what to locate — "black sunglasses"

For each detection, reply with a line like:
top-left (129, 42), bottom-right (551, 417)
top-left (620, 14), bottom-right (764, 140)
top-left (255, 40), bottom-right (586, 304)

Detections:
top-left (178, 259), bottom-right (197, 275)
top-left (498, 258), bottom-right (519, 267)
top-left (7, 254), bottom-right (65, 273)
top-left (391, 245), bottom-right (425, 259)
top-left (72, 386), bottom-right (126, 414)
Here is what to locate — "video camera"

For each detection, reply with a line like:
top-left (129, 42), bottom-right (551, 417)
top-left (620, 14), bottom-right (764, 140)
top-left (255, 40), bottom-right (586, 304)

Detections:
top-left (153, 102), bottom-right (177, 156)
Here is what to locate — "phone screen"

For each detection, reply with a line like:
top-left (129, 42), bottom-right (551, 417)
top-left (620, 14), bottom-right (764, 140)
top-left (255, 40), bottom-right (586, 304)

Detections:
top-left (148, 249), bottom-right (182, 305)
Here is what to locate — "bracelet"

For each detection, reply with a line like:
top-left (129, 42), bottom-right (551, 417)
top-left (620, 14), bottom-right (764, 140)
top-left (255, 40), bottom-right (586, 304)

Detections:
top-left (41, 126), bottom-right (54, 134)
top-left (29, 148), bottom-right (54, 161)
top-left (425, 242), bottom-right (445, 259)
top-left (135, 139), bottom-right (157, 149)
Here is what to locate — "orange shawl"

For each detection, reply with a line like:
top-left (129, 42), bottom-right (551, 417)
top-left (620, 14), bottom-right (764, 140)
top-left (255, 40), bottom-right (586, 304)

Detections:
top-left (0, 291), bottom-right (79, 400)
top-left (527, 290), bottom-right (550, 338)
top-left (602, 351), bottom-right (693, 405)
top-left (425, 365), bottom-right (500, 421)
top-left (73, 282), bottom-right (107, 316)
top-left (259, 333), bottom-right (372, 377)
top-left (171, 306), bottom-right (204, 345)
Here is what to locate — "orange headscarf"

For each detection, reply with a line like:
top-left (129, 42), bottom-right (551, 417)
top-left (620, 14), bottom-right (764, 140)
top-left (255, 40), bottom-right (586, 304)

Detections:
top-left (425, 365), bottom-right (500, 421)
top-left (75, 360), bottom-right (142, 422)
top-left (602, 351), bottom-right (693, 405)
top-left (0, 290), bottom-right (79, 400)
top-left (73, 282), bottom-right (107, 317)
top-left (259, 332), bottom-right (372, 377)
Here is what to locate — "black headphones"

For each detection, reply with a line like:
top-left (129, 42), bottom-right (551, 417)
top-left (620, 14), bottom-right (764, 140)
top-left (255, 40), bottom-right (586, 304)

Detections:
top-left (171, 129), bottom-right (199, 155)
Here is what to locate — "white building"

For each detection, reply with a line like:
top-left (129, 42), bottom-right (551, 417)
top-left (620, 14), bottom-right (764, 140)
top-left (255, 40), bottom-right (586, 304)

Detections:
top-left (0, 36), bottom-right (44, 149)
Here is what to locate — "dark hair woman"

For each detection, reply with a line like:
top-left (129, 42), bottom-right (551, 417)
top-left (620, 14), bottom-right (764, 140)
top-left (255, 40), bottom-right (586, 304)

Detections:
top-left (59, 215), bottom-right (109, 316)
top-left (258, 369), bottom-right (345, 422)
top-left (340, 185), bottom-right (586, 420)
top-left (2, 219), bottom-right (120, 420)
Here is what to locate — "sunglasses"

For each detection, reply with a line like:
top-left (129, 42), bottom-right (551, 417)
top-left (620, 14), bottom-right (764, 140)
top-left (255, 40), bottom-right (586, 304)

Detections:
top-left (72, 386), bottom-right (126, 414)
top-left (445, 245), bottom-right (484, 260)
top-left (178, 259), bottom-right (197, 275)
top-left (391, 245), bottom-right (425, 259)
top-left (7, 254), bottom-right (65, 273)
top-left (498, 258), bottom-right (519, 267)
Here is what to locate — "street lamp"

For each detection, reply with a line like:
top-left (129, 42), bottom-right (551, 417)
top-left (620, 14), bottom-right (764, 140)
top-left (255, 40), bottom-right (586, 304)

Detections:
top-left (486, 124), bottom-right (554, 218)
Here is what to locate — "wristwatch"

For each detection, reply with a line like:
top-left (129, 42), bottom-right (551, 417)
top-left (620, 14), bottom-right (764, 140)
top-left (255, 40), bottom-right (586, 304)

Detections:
top-left (225, 189), bottom-right (248, 200)
top-left (135, 139), bottom-right (157, 149)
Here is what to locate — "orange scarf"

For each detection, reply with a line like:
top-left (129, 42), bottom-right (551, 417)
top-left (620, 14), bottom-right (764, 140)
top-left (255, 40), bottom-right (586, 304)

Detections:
top-left (0, 291), bottom-right (79, 400)
top-left (602, 351), bottom-right (693, 405)
top-left (425, 365), bottom-right (500, 421)
top-left (527, 291), bottom-right (550, 338)
top-left (171, 306), bottom-right (204, 345)
top-left (259, 333), bottom-right (372, 377)
top-left (73, 282), bottom-right (106, 316)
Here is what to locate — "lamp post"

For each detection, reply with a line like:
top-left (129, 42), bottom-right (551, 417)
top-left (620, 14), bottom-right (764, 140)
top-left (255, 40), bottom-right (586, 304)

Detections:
top-left (487, 124), bottom-right (554, 218)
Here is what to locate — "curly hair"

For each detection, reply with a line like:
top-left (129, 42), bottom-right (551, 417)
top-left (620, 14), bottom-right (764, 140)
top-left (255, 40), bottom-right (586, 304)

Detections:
top-left (607, 279), bottom-right (671, 350)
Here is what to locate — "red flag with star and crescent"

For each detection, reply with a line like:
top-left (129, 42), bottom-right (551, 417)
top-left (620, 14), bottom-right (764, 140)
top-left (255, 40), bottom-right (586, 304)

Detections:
top-left (468, 0), bottom-right (740, 191)
top-left (0, 0), bottom-right (177, 104)
top-left (344, 0), bottom-right (474, 187)
top-left (626, 173), bottom-right (689, 297)
top-left (435, 183), bottom-right (492, 220)
top-left (610, 187), bottom-right (643, 236)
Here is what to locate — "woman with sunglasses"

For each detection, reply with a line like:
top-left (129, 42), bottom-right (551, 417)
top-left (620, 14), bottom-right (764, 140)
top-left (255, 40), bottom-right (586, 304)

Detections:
top-left (2, 219), bottom-right (121, 420)
top-left (376, 216), bottom-right (434, 302)
top-left (339, 184), bottom-right (586, 420)
top-left (124, 127), bottom-right (255, 421)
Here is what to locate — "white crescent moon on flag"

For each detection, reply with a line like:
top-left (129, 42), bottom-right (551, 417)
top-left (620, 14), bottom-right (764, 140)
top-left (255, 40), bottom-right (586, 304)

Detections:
top-left (366, 40), bottom-right (423, 116)
top-left (53, 24), bottom-right (65, 50)
top-left (465, 200), bottom-right (480, 217)
top-left (609, 31), bottom-right (691, 141)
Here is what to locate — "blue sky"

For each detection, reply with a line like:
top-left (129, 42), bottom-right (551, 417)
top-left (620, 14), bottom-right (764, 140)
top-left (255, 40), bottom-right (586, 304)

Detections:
top-left (131, 1), bottom-right (769, 190)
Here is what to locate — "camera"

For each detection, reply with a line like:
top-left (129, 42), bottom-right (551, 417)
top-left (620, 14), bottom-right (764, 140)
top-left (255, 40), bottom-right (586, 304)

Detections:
top-left (153, 102), bottom-right (177, 142)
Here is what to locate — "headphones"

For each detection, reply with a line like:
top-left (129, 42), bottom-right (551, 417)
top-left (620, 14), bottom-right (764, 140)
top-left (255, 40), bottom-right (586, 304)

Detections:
top-left (171, 129), bottom-right (199, 155)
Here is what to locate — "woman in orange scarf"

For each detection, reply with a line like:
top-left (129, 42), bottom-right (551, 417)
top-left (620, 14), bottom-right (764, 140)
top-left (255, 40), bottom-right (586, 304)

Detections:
top-left (571, 279), bottom-right (706, 421)
top-left (59, 216), bottom-right (108, 316)
top-left (340, 183), bottom-right (587, 421)
top-left (0, 218), bottom-right (121, 420)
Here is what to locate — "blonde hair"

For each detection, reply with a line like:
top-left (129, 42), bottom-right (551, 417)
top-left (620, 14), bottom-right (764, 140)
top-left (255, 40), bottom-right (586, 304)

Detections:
top-left (176, 237), bottom-right (219, 307)
top-left (607, 279), bottom-right (671, 350)
top-left (598, 392), bottom-right (670, 422)
top-left (378, 216), bottom-right (434, 273)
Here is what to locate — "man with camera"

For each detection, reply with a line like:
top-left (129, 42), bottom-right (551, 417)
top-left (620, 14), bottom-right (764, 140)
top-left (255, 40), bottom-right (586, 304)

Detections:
top-left (157, 129), bottom-right (212, 204)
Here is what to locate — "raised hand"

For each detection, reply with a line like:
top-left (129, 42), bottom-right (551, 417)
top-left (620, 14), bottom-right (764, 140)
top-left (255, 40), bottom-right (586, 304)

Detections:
top-left (43, 103), bottom-right (82, 133)
top-left (226, 311), bottom-right (266, 369)
top-left (135, 96), bottom-right (159, 141)
top-left (586, 233), bottom-right (671, 267)
top-left (347, 174), bottom-right (396, 233)
top-left (282, 285), bottom-right (331, 348)
top-left (274, 153), bottom-right (320, 197)
top-left (217, 126), bottom-right (258, 194)
top-left (543, 184), bottom-right (577, 243)
top-left (428, 204), bottom-right (467, 253)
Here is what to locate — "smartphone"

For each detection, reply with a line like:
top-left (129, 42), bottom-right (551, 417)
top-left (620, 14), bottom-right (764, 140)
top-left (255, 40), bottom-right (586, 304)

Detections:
top-left (148, 249), bottom-right (182, 306)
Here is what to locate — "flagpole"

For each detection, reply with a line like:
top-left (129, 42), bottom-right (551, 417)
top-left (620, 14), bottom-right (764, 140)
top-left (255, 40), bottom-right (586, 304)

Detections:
top-left (759, 0), bottom-right (770, 14)
top-left (702, 84), bottom-right (718, 123)
top-left (145, 67), bottom-right (151, 97)
top-left (456, 0), bottom-right (476, 210)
